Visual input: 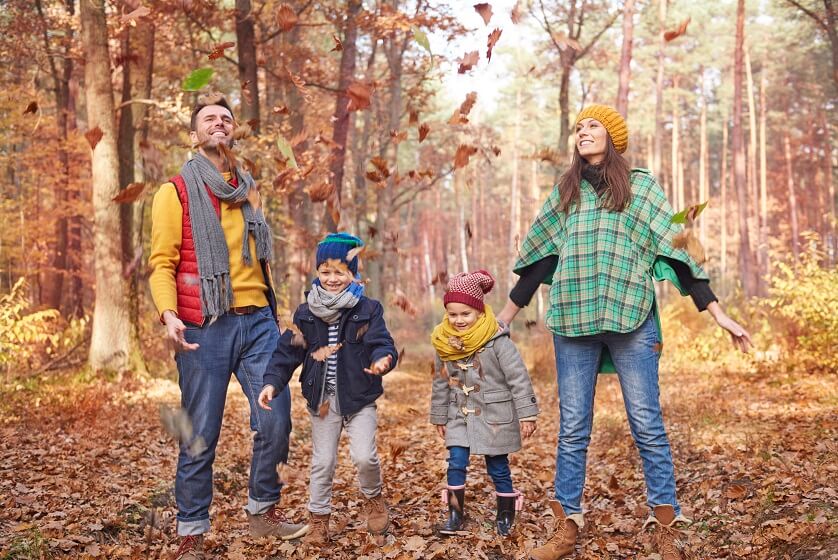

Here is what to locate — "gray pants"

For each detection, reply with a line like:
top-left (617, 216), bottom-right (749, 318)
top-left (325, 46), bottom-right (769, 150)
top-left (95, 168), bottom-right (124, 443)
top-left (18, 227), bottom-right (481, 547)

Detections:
top-left (308, 394), bottom-right (382, 514)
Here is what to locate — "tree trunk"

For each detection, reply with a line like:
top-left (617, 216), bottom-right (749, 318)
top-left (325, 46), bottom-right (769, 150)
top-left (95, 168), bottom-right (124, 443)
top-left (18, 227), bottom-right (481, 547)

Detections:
top-left (653, 0), bottom-right (666, 176)
top-left (671, 78), bottom-right (682, 209)
top-left (558, 61), bottom-right (572, 161)
top-left (508, 90), bottom-right (521, 293)
top-left (758, 68), bottom-right (769, 287)
top-left (784, 131), bottom-right (801, 264)
top-left (820, 108), bottom-right (836, 263)
top-left (733, 0), bottom-right (757, 297)
top-left (698, 77), bottom-right (708, 246)
top-left (235, 0), bottom-right (260, 132)
top-left (80, 0), bottom-right (130, 373)
top-left (721, 109), bottom-right (729, 294)
top-left (326, 0), bottom-right (361, 231)
top-left (745, 45), bottom-right (762, 292)
top-left (615, 0), bottom-right (635, 117)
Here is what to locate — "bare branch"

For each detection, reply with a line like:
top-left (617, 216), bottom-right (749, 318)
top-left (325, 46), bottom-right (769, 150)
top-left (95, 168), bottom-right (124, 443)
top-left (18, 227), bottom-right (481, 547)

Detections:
top-left (784, 0), bottom-right (829, 32)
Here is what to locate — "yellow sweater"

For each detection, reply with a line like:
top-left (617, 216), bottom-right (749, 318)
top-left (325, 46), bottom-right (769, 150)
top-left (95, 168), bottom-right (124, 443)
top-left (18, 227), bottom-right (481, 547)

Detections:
top-left (148, 175), bottom-right (268, 318)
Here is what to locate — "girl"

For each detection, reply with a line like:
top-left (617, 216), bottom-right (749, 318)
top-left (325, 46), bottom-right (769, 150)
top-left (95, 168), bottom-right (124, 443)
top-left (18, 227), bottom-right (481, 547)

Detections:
top-left (258, 232), bottom-right (398, 546)
top-left (497, 104), bottom-right (752, 560)
top-left (429, 270), bottom-right (539, 537)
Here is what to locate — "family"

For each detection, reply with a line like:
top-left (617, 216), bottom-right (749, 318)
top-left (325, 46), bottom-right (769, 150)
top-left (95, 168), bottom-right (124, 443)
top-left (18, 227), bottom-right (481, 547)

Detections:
top-left (149, 94), bottom-right (752, 560)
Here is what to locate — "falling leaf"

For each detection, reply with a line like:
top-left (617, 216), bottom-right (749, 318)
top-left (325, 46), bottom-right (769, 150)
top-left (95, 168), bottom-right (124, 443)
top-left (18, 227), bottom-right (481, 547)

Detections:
top-left (23, 101), bottom-right (38, 115)
top-left (672, 230), bottom-right (706, 264)
top-left (121, 5), bottom-right (151, 25)
top-left (389, 439), bottom-right (409, 461)
top-left (397, 347), bottom-right (406, 366)
top-left (112, 182), bottom-right (146, 204)
top-left (84, 127), bottom-right (103, 150)
top-left (347, 82), bottom-right (372, 112)
top-left (409, 110), bottom-right (419, 126)
top-left (533, 147), bottom-right (562, 165)
top-left (241, 80), bottom-right (253, 105)
top-left (418, 123), bottom-right (431, 143)
top-left (457, 50), bottom-right (479, 74)
top-left (486, 28), bottom-right (503, 62)
top-left (448, 92), bottom-right (478, 125)
top-left (510, 1), bottom-right (522, 24)
top-left (276, 134), bottom-right (298, 169)
top-left (370, 157), bottom-right (390, 177)
top-left (242, 157), bottom-right (260, 177)
top-left (331, 33), bottom-right (343, 52)
top-left (327, 195), bottom-right (341, 226)
top-left (491, 145), bottom-right (501, 157)
top-left (182, 68), bottom-right (214, 91)
top-left (366, 170), bottom-right (384, 183)
top-left (664, 17), bottom-right (691, 42)
top-left (454, 144), bottom-right (478, 169)
top-left (367, 225), bottom-right (378, 239)
top-left (318, 401), bottom-right (330, 418)
top-left (473, 3), bottom-right (493, 25)
top-left (159, 405), bottom-right (192, 443)
top-left (216, 143), bottom-right (239, 170)
top-left (311, 343), bottom-right (342, 362)
top-left (232, 122), bottom-right (251, 140)
top-left (465, 221), bottom-right (473, 239)
top-left (390, 129), bottom-right (408, 144)
top-left (272, 104), bottom-right (289, 115)
top-left (307, 182), bottom-right (334, 203)
top-left (286, 69), bottom-right (311, 103)
top-left (431, 270), bottom-right (448, 286)
top-left (391, 292), bottom-right (418, 317)
top-left (671, 200), bottom-right (709, 224)
top-left (524, 319), bottom-right (536, 329)
top-left (411, 26), bottom-right (432, 62)
top-left (346, 245), bottom-right (366, 262)
top-left (276, 4), bottom-right (298, 32)
top-left (207, 41), bottom-right (235, 60)
top-left (552, 32), bottom-right (582, 51)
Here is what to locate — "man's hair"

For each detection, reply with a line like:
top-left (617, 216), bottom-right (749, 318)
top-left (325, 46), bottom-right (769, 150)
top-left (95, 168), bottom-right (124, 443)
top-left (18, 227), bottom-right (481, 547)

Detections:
top-left (190, 93), bottom-right (234, 130)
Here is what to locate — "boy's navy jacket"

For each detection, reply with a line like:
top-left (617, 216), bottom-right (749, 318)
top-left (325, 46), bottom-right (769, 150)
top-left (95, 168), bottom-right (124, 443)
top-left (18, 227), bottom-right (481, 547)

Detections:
top-left (264, 295), bottom-right (398, 417)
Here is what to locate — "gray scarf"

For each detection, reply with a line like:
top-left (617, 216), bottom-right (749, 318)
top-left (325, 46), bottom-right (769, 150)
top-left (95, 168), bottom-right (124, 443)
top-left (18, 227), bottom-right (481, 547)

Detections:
top-left (306, 281), bottom-right (364, 324)
top-left (180, 152), bottom-right (273, 319)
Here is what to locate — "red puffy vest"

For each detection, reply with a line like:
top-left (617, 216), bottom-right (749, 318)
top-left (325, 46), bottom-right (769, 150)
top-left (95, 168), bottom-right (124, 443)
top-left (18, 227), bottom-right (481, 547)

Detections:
top-left (170, 175), bottom-right (227, 326)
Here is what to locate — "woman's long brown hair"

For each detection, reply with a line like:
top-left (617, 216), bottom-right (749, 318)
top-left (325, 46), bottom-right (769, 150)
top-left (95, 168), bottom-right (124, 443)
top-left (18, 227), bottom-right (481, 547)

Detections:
top-left (557, 137), bottom-right (632, 213)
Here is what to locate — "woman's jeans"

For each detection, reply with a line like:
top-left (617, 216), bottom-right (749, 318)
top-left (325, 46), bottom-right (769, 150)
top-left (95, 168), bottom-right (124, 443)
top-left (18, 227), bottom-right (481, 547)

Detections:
top-left (552, 311), bottom-right (680, 516)
top-left (447, 446), bottom-right (513, 493)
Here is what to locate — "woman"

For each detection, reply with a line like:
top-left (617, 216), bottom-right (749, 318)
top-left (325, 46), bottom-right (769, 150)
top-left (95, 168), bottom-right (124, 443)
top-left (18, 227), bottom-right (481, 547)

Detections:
top-left (497, 104), bottom-right (751, 560)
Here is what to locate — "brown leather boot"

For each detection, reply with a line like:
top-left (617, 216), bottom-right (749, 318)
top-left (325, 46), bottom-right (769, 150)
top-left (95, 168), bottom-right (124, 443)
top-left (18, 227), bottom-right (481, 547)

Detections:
top-left (364, 493), bottom-right (390, 534)
top-left (529, 501), bottom-right (579, 560)
top-left (302, 512), bottom-right (330, 546)
top-left (247, 504), bottom-right (309, 540)
top-left (173, 534), bottom-right (204, 560)
top-left (645, 505), bottom-right (685, 560)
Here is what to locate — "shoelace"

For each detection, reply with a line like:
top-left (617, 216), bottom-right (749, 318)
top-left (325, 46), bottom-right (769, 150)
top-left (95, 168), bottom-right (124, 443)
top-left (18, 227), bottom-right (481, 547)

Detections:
top-left (175, 535), bottom-right (201, 556)
top-left (369, 496), bottom-right (387, 513)
top-left (547, 519), bottom-right (575, 544)
top-left (265, 507), bottom-right (288, 525)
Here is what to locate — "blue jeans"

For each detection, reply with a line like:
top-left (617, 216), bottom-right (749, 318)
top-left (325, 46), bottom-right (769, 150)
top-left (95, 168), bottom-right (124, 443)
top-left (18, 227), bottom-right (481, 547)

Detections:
top-left (174, 307), bottom-right (292, 536)
top-left (552, 311), bottom-right (680, 516)
top-left (447, 446), bottom-right (513, 493)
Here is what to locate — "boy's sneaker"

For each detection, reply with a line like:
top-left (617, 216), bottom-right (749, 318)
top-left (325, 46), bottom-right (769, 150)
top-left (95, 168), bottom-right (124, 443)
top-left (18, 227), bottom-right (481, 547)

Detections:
top-left (247, 505), bottom-right (309, 540)
top-left (365, 493), bottom-right (390, 534)
top-left (173, 534), bottom-right (204, 560)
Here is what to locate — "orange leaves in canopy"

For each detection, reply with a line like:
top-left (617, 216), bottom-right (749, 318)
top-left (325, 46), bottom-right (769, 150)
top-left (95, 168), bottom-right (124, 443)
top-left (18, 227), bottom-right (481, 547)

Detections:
top-left (664, 17), bottom-right (691, 42)
top-left (208, 42), bottom-right (235, 60)
top-left (457, 50), bottom-right (479, 74)
top-left (473, 3), bottom-right (493, 25)
top-left (347, 82), bottom-right (373, 112)
top-left (454, 145), bottom-right (479, 169)
top-left (84, 127), bottom-right (103, 150)
top-left (276, 4), bottom-right (298, 32)
top-left (486, 28), bottom-right (503, 62)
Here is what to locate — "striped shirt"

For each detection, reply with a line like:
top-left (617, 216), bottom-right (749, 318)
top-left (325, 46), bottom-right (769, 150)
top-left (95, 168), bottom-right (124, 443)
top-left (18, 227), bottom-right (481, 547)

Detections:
top-left (324, 322), bottom-right (340, 395)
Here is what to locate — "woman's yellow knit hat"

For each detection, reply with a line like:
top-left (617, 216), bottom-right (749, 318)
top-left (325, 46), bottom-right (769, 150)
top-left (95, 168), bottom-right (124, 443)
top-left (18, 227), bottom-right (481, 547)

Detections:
top-left (575, 104), bottom-right (629, 154)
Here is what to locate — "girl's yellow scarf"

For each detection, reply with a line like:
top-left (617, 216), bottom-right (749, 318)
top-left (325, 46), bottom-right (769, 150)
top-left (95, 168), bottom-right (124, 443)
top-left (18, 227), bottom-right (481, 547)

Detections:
top-left (430, 304), bottom-right (499, 361)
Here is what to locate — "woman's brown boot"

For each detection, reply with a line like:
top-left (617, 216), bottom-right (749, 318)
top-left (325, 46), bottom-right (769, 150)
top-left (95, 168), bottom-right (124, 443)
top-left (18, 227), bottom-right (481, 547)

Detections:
top-left (529, 501), bottom-right (579, 560)
top-left (643, 505), bottom-right (686, 560)
top-left (301, 513), bottom-right (330, 546)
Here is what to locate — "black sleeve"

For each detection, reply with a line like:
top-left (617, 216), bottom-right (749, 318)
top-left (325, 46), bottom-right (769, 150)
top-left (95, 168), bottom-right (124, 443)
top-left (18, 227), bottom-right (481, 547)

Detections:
top-left (661, 257), bottom-right (718, 312)
top-left (509, 255), bottom-right (559, 308)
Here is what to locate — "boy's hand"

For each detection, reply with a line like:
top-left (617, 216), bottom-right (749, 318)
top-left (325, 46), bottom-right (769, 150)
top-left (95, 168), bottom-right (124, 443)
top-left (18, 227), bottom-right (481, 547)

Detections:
top-left (436, 425), bottom-right (446, 439)
top-left (520, 420), bottom-right (536, 439)
top-left (364, 355), bottom-right (392, 375)
top-left (258, 385), bottom-right (277, 410)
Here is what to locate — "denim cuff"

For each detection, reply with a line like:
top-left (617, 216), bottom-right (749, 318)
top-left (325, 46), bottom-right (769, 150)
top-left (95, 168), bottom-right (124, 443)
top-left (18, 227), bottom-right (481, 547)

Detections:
top-left (245, 496), bottom-right (278, 516)
top-left (177, 517), bottom-right (210, 536)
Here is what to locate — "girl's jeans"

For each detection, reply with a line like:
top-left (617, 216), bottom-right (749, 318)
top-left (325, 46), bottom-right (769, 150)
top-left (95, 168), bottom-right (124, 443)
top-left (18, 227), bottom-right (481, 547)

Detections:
top-left (447, 446), bottom-right (513, 493)
top-left (552, 311), bottom-right (680, 516)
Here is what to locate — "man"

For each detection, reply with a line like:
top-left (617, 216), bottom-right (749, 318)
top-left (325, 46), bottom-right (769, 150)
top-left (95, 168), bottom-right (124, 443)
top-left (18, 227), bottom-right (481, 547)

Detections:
top-left (149, 94), bottom-right (308, 559)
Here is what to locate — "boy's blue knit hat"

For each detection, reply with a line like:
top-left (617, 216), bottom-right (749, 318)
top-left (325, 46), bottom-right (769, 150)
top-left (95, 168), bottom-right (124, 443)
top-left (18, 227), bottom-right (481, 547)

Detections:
top-left (316, 232), bottom-right (364, 275)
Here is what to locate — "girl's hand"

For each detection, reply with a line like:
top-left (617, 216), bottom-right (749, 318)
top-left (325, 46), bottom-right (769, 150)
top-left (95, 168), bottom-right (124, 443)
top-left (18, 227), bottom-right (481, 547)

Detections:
top-left (520, 420), bottom-right (537, 439)
top-left (364, 355), bottom-right (392, 375)
top-left (707, 302), bottom-right (753, 353)
top-left (436, 425), bottom-right (446, 439)
top-left (258, 385), bottom-right (276, 410)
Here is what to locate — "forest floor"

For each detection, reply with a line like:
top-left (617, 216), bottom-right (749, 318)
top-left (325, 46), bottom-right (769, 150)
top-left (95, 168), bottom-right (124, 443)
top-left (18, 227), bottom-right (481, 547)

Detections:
top-left (0, 356), bottom-right (836, 560)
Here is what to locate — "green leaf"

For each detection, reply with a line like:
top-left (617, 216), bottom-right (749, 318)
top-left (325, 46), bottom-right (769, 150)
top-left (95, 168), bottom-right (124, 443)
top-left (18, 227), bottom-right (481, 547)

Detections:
top-left (671, 200), bottom-right (709, 224)
top-left (411, 26), bottom-right (433, 66)
top-left (276, 134), bottom-right (297, 169)
top-left (182, 68), bottom-right (214, 92)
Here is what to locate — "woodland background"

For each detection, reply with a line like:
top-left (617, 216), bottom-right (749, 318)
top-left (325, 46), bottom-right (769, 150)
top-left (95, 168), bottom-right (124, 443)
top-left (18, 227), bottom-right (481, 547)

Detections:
top-left (0, 0), bottom-right (836, 559)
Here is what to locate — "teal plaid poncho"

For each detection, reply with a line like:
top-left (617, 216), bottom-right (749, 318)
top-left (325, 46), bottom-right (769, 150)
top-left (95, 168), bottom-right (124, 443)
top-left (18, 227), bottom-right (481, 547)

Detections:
top-left (514, 169), bottom-right (707, 371)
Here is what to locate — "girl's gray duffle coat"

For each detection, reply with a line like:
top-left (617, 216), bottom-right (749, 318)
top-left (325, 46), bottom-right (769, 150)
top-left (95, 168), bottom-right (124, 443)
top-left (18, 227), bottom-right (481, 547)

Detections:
top-left (429, 326), bottom-right (539, 456)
